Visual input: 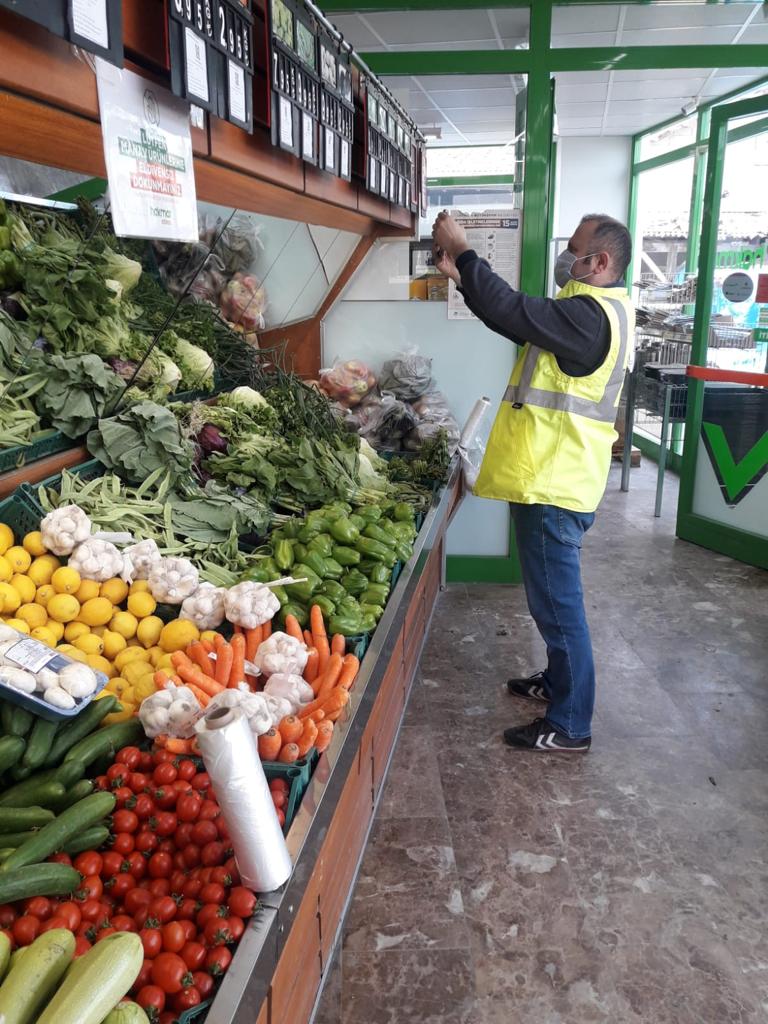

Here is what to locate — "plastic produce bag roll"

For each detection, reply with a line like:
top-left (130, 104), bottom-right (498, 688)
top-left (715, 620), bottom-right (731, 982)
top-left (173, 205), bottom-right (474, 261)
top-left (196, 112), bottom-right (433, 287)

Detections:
top-left (459, 397), bottom-right (491, 449)
top-left (195, 706), bottom-right (292, 892)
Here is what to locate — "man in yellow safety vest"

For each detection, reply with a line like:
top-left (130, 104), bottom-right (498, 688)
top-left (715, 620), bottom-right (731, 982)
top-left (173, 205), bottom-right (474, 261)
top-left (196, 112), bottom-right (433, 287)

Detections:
top-left (433, 212), bottom-right (635, 753)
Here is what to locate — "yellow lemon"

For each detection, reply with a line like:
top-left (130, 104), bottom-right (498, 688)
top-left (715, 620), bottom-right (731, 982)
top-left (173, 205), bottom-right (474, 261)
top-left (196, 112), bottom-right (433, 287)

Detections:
top-left (132, 676), bottom-right (157, 702)
top-left (0, 556), bottom-right (12, 583)
top-left (35, 585), bottom-right (57, 609)
top-left (78, 598), bottom-right (114, 628)
top-left (114, 647), bottom-right (151, 672)
top-left (146, 646), bottom-right (164, 667)
top-left (127, 593), bottom-right (156, 619)
top-left (92, 626), bottom-right (107, 638)
top-left (100, 578), bottom-right (129, 606)
top-left (110, 611), bottom-right (138, 640)
top-left (200, 630), bottom-right (219, 646)
top-left (5, 618), bottom-right (29, 634)
top-left (46, 594), bottom-right (81, 624)
top-left (106, 677), bottom-right (134, 702)
top-left (129, 580), bottom-right (151, 594)
top-left (156, 653), bottom-right (175, 672)
top-left (159, 620), bottom-right (199, 654)
top-left (4, 547), bottom-right (30, 574)
top-left (74, 633), bottom-right (105, 656)
top-left (27, 556), bottom-right (59, 587)
top-left (64, 621), bottom-right (90, 642)
top-left (87, 653), bottom-right (115, 678)
top-left (0, 583), bottom-right (22, 615)
top-left (123, 660), bottom-right (156, 687)
top-left (136, 615), bottom-right (163, 650)
top-left (46, 620), bottom-right (64, 642)
top-left (10, 575), bottom-right (36, 605)
top-left (17, 603), bottom-right (48, 630)
top-left (31, 626), bottom-right (57, 647)
top-left (22, 532), bottom-right (47, 557)
top-left (0, 524), bottom-right (14, 555)
top-left (52, 567), bottom-right (81, 595)
top-left (102, 629), bottom-right (127, 660)
top-left (75, 579), bottom-right (101, 603)
top-left (127, 639), bottom-right (143, 647)
top-left (57, 644), bottom-right (88, 664)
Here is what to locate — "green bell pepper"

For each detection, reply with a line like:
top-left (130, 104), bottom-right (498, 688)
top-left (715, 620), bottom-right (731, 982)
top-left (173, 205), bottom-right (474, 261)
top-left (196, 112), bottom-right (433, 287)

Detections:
top-left (332, 545), bottom-right (361, 567)
top-left (363, 523), bottom-right (397, 548)
top-left (359, 613), bottom-right (377, 633)
top-left (360, 602), bottom-right (384, 621)
top-left (286, 564), bottom-right (322, 603)
top-left (259, 557), bottom-right (280, 578)
top-left (303, 551), bottom-right (330, 579)
top-left (355, 505), bottom-right (382, 523)
top-left (298, 523), bottom-right (321, 543)
top-left (293, 542), bottom-right (309, 563)
top-left (272, 585), bottom-right (289, 608)
top-left (320, 580), bottom-right (347, 603)
top-left (322, 557), bottom-right (344, 580)
top-left (274, 539), bottom-right (295, 572)
top-left (366, 563), bottom-right (390, 585)
top-left (361, 584), bottom-right (390, 606)
top-left (279, 602), bottom-right (309, 628)
top-left (329, 518), bottom-right (360, 544)
top-left (239, 565), bottom-right (272, 584)
top-left (338, 595), bottom-right (363, 617)
top-left (282, 518), bottom-right (304, 539)
top-left (308, 534), bottom-right (334, 558)
top-left (349, 514), bottom-right (366, 530)
top-left (341, 569), bottom-right (368, 596)
top-left (311, 594), bottom-right (336, 618)
top-left (329, 613), bottom-right (363, 637)
top-left (355, 537), bottom-right (396, 565)
top-left (393, 501), bottom-right (415, 522)
top-left (388, 521), bottom-right (417, 542)
top-left (394, 542), bottom-right (413, 563)
top-left (0, 226), bottom-right (11, 250)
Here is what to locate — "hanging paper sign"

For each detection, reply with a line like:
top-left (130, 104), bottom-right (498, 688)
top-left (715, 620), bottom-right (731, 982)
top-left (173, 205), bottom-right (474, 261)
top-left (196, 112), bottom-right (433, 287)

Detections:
top-left (95, 59), bottom-right (198, 242)
top-left (0, 0), bottom-right (123, 65)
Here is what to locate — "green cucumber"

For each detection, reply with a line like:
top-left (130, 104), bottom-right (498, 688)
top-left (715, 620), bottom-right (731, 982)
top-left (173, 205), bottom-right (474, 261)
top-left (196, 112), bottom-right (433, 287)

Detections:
top-left (0, 850), bottom-right (14, 863)
top-left (0, 781), bottom-right (65, 810)
top-left (1, 704), bottom-right (33, 739)
top-left (63, 719), bottom-right (143, 767)
top-left (43, 695), bottom-right (118, 768)
top-left (0, 927), bottom-right (75, 1024)
top-left (0, 832), bottom-right (36, 849)
top-left (0, 862), bottom-right (80, 903)
top-left (63, 823), bottom-right (110, 855)
top-left (0, 806), bottom-right (55, 832)
top-left (50, 779), bottom-right (94, 813)
top-left (1, 792), bottom-right (116, 873)
top-left (0, 930), bottom-right (9, 982)
top-left (21, 719), bottom-right (59, 771)
top-left (0, 737), bottom-right (25, 774)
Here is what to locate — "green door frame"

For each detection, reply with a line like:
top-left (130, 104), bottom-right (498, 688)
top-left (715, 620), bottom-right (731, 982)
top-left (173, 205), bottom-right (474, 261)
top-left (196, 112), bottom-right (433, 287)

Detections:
top-left (343, 0), bottom-right (768, 582)
top-left (677, 93), bottom-right (768, 570)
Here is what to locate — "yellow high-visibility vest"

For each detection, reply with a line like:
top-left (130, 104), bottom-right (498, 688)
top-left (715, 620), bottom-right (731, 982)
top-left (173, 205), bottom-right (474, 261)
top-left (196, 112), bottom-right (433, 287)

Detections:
top-left (473, 279), bottom-right (635, 513)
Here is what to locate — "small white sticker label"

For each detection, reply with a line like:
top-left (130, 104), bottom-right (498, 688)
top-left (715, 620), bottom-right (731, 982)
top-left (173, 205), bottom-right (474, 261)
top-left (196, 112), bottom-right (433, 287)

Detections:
top-left (185, 27), bottom-right (209, 103)
top-left (72, 0), bottom-right (109, 49)
top-left (228, 60), bottom-right (246, 123)
top-left (279, 96), bottom-right (294, 147)
top-left (325, 128), bottom-right (335, 170)
top-left (302, 112), bottom-right (314, 158)
top-left (340, 138), bottom-right (350, 178)
top-left (6, 639), bottom-right (55, 675)
top-left (380, 166), bottom-right (388, 196)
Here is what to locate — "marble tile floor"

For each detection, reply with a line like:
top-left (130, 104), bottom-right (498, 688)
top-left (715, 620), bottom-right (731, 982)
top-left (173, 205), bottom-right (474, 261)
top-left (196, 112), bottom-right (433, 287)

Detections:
top-left (314, 463), bottom-right (768, 1024)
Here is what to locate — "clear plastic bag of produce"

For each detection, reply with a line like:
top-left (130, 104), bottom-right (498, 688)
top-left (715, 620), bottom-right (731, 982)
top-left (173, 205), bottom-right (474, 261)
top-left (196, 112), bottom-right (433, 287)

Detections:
top-left (199, 211), bottom-right (263, 277)
top-left (153, 240), bottom-right (227, 304)
top-left (378, 347), bottom-right (434, 402)
top-left (319, 359), bottom-right (377, 407)
top-left (364, 392), bottom-right (418, 449)
top-left (342, 391), bottom-right (384, 434)
top-left (404, 389), bottom-right (460, 453)
top-left (218, 271), bottom-right (267, 344)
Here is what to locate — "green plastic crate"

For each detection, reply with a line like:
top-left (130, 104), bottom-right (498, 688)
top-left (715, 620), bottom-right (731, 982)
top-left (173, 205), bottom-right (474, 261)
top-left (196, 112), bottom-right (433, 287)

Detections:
top-left (21, 459), bottom-right (105, 512)
top-left (178, 1001), bottom-right (212, 1024)
top-left (0, 490), bottom-right (46, 538)
top-left (0, 429), bottom-right (73, 476)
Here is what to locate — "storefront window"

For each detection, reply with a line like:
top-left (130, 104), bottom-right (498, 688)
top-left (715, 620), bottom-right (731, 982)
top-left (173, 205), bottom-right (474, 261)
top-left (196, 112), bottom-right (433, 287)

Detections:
top-left (638, 114), bottom-right (697, 162)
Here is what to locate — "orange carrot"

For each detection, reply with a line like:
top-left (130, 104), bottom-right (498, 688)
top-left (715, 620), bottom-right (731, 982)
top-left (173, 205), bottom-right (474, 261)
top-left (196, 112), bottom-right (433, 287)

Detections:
top-left (245, 626), bottom-right (261, 662)
top-left (299, 682), bottom-right (347, 720)
top-left (315, 720), bottom-right (334, 753)
top-left (296, 718), bottom-right (318, 757)
top-left (154, 670), bottom-right (172, 690)
top-left (338, 654), bottom-right (360, 691)
top-left (303, 648), bottom-right (319, 684)
top-left (325, 707), bottom-right (346, 723)
top-left (233, 624), bottom-right (243, 635)
top-left (171, 652), bottom-right (225, 697)
top-left (312, 653), bottom-right (342, 700)
top-left (229, 633), bottom-right (246, 688)
top-left (215, 642), bottom-right (233, 686)
top-left (165, 737), bottom-right (196, 755)
top-left (303, 629), bottom-right (313, 647)
top-left (170, 674), bottom-right (182, 686)
top-left (262, 619), bottom-right (272, 640)
top-left (277, 715), bottom-right (303, 745)
top-left (200, 638), bottom-right (215, 654)
top-left (331, 634), bottom-right (345, 656)
top-left (308, 709), bottom-right (326, 723)
top-left (258, 729), bottom-right (282, 761)
top-left (310, 605), bottom-right (330, 671)
top-left (189, 642), bottom-right (215, 677)
top-left (277, 742), bottom-right (300, 764)
top-left (186, 683), bottom-right (211, 707)
top-left (284, 614), bottom-right (304, 643)
top-left (154, 734), bottom-right (169, 749)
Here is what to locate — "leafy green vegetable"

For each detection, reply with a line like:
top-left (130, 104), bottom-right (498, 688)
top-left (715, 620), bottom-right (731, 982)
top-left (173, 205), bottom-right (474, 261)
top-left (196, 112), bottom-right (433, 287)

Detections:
top-left (87, 401), bottom-right (194, 483)
top-left (158, 331), bottom-right (214, 391)
top-left (27, 351), bottom-right (123, 438)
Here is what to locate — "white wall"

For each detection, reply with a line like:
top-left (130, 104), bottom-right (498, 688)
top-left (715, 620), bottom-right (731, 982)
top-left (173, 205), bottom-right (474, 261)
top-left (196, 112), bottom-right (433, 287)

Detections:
top-left (555, 136), bottom-right (632, 239)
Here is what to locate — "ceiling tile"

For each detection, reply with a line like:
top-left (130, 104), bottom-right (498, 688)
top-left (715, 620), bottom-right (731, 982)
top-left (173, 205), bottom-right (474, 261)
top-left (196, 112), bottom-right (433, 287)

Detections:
top-left (554, 83), bottom-right (609, 103)
top-left (621, 26), bottom-right (741, 46)
top-left (624, 3), bottom-right (749, 31)
top-left (551, 30), bottom-right (618, 48)
top-left (551, 4), bottom-right (621, 36)
top-left (556, 101), bottom-right (607, 118)
top-left (554, 71), bottom-right (611, 87)
top-left (611, 78), bottom-right (707, 101)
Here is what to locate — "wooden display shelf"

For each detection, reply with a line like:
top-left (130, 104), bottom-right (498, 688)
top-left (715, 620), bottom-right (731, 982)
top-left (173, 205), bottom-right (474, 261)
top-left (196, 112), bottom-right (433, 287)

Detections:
top-left (0, 447), bottom-right (88, 501)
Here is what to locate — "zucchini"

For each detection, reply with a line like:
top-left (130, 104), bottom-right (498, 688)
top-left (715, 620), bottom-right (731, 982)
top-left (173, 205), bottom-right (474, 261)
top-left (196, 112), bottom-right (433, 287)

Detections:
top-left (0, 780), bottom-right (66, 810)
top-left (0, 928), bottom-right (75, 1024)
top-left (63, 719), bottom-right (143, 767)
top-left (37, 932), bottom-right (143, 1024)
top-left (1, 704), bottom-right (33, 739)
top-left (21, 719), bottom-right (58, 771)
top-left (43, 695), bottom-right (118, 768)
top-left (63, 823), bottom-right (110, 855)
top-left (1, 792), bottom-right (116, 873)
top-left (0, 930), bottom-right (9, 982)
top-left (0, 736), bottom-right (25, 775)
top-left (0, 863), bottom-right (80, 902)
top-left (100, 1001), bottom-right (150, 1024)
top-left (8, 948), bottom-right (27, 970)
top-left (0, 806), bottom-right (55, 832)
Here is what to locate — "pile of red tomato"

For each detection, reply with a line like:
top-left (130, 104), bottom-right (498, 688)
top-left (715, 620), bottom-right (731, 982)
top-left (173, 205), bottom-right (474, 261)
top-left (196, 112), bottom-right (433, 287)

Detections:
top-left (0, 744), bottom-right (273, 1024)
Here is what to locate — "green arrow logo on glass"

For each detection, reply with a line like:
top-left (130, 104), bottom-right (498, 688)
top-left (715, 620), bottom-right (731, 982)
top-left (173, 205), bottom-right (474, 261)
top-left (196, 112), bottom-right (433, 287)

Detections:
top-left (701, 422), bottom-right (768, 506)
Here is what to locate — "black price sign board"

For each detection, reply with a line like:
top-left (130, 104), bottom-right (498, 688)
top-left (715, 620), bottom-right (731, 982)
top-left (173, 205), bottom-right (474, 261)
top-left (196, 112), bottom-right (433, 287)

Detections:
top-left (316, 25), bottom-right (354, 181)
top-left (0, 0), bottom-right (123, 66)
top-left (268, 0), bottom-right (321, 165)
top-left (167, 0), bottom-right (254, 132)
top-left (364, 79), bottom-right (414, 209)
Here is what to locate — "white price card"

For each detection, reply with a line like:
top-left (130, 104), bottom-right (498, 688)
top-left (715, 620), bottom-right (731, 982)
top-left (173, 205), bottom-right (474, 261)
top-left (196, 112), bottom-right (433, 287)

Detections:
top-left (279, 96), bottom-right (294, 147)
top-left (184, 26), bottom-right (209, 103)
top-left (325, 128), bottom-right (335, 170)
top-left (380, 165), bottom-right (388, 196)
top-left (340, 138), bottom-right (350, 178)
top-left (302, 112), bottom-right (314, 158)
top-left (95, 59), bottom-right (199, 242)
top-left (71, 0), bottom-right (109, 48)
top-left (6, 639), bottom-right (54, 675)
top-left (228, 60), bottom-right (246, 123)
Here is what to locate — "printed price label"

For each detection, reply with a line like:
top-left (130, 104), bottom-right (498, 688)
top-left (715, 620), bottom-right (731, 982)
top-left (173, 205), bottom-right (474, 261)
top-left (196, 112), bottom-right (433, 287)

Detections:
top-left (340, 138), bottom-right (350, 178)
top-left (6, 639), bottom-right (54, 675)
top-left (279, 96), bottom-right (294, 147)
top-left (302, 111), bottom-right (314, 158)
top-left (228, 59), bottom-right (246, 122)
top-left (71, 0), bottom-right (109, 48)
top-left (184, 26), bottom-right (210, 103)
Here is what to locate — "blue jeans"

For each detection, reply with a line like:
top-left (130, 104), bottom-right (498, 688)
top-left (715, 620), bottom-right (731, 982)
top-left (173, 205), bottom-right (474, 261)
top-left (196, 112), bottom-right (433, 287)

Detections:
top-left (510, 503), bottom-right (596, 740)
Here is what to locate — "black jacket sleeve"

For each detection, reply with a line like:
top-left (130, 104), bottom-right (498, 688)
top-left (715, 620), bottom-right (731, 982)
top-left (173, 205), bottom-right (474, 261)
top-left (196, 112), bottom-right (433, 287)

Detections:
top-left (455, 249), bottom-right (611, 377)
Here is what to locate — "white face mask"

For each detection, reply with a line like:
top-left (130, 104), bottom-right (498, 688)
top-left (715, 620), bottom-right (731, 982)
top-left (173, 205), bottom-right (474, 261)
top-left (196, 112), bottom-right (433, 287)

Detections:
top-left (554, 249), bottom-right (603, 289)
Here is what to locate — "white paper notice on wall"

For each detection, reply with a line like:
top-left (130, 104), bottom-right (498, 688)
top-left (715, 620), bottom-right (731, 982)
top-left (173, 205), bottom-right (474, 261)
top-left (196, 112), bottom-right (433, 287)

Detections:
top-left (279, 97), bottom-right (293, 147)
top-left (184, 27), bottom-right (209, 104)
top-left (340, 139), bottom-right (350, 178)
top-left (228, 60), bottom-right (246, 123)
top-left (447, 210), bottom-right (523, 320)
top-left (325, 129), bottom-right (335, 170)
top-left (71, 0), bottom-right (109, 49)
top-left (95, 59), bottom-right (199, 242)
top-left (302, 112), bottom-right (314, 158)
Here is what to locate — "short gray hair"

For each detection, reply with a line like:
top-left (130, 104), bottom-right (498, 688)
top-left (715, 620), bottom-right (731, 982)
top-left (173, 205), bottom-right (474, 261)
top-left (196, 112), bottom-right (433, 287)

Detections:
top-left (580, 214), bottom-right (632, 276)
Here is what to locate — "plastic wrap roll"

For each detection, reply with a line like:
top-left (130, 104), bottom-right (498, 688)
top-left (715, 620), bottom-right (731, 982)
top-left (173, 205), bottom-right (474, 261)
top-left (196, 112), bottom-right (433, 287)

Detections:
top-left (195, 706), bottom-right (292, 892)
top-left (459, 397), bottom-right (491, 449)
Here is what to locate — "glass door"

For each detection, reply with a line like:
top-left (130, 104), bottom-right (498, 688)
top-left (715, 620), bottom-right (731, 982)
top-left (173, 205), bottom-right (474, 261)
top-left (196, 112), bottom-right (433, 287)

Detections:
top-left (677, 94), bottom-right (768, 569)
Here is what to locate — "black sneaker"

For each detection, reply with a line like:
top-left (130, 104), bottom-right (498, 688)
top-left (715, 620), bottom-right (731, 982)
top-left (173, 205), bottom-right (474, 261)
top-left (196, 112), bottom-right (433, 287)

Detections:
top-left (503, 717), bottom-right (591, 753)
top-left (506, 672), bottom-right (550, 704)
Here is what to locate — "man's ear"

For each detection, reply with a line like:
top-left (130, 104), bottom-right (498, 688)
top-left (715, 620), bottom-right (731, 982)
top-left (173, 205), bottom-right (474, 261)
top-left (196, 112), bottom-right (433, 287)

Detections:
top-left (595, 250), bottom-right (611, 275)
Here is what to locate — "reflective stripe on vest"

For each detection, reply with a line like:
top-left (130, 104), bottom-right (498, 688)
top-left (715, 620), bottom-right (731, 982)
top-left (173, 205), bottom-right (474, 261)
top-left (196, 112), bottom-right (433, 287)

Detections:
top-left (502, 296), bottom-right (631, 422)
